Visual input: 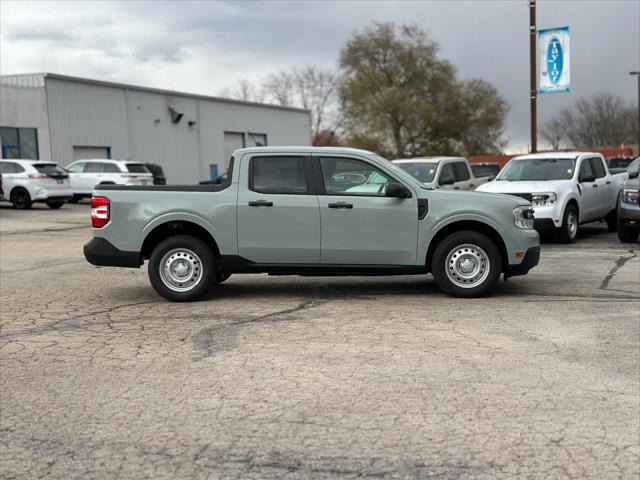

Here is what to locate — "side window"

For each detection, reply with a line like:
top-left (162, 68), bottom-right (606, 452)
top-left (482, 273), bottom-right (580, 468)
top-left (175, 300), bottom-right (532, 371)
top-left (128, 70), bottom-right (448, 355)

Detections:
top-left (453, 162), bottom-right (470, 181)
top-left (579, 158), bottom-right (595, 180)
top-left (250, 156), bottom-right (307, 194)
top-left (319, 157), bottom-right (392, 196)
top-left (13, 163), bottom-right (25, 173)
top-left (84, 162), bottom-right (103, 173)
top-left (0, 162), bottom-right (16, 174)
top-left (590, 157), bottom-right (606, 178)
top-left (439, 163), bottom-right (455, 184)
top-left (66, 162), bottom-right (85, 173)
top-left (101, 163), bottom-right (121, 173)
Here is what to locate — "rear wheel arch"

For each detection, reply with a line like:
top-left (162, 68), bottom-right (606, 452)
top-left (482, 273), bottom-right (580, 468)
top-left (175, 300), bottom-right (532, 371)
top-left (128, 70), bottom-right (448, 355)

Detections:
top-left (426, 220), bottom-right (508, 273)
top-left (141, 221), bottom-right (221, 261)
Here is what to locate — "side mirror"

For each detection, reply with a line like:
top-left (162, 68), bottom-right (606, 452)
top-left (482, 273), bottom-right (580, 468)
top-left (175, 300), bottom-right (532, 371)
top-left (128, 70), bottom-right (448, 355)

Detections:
top-left (629, 170), bottom-right (639, 179)
top-left (386, 182), bottom-right (411, 198)
top-left (439, 176), bottom-right (455, 186)
top-left (488, 175), bottom-right (496, 182)
top-left (579, 174), bottom-right (596, 183)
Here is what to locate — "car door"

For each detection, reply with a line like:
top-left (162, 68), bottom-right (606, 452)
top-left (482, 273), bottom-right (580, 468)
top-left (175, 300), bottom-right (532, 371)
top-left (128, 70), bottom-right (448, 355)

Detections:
top-left (577, 157), bottom-right (600, 221)
top-left (589, 156), bottom-right (614, 216)
top-left (237, 154), bottom-right (320, 264)
top-left (65, 161), bottom-right (85, 192)
top-left (81, 161), bottom-right (105, 192)
top-left (315, 155), bottom-right (418, 265)
top-left (0, 161), bottom-right (21, 196)
top-left (452, 161), bottom-right (472, 190)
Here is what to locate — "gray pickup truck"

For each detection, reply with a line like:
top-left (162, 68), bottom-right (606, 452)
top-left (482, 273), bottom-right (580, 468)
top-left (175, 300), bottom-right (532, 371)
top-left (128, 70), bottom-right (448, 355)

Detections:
top-left (84, 147), bottom-right (540, 301)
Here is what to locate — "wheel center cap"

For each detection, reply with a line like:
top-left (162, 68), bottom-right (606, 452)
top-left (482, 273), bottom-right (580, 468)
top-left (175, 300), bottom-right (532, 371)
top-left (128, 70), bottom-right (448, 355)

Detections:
top-left (173, 261), bottom-right (189, 277)
top-left (459, 258), bottom-right (475, 273)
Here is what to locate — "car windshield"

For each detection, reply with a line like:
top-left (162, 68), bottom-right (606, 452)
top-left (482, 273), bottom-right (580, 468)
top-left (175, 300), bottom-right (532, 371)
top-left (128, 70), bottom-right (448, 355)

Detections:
top-left (497, 158), bottom-right (576, 181)
top-left (33, 163), bottom-right (67, 177)
top-left (471, 164), bottom-right (500, 178)
top-left (395, 162), bottom-right (437, 183)
top-left (126, 163), bottom-right (150, 173)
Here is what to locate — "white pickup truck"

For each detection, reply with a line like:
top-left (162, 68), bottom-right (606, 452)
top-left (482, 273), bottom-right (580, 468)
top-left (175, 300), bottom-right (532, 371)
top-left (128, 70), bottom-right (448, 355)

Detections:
top-left (476, 152), bottom-right (627, 242)
top-left (393, 157), bottom-right (489, 191)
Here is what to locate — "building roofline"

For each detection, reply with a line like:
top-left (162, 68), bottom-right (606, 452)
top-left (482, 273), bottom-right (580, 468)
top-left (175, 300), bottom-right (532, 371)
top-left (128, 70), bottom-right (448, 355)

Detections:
top-left (1, 72), bottom-right (310, 114)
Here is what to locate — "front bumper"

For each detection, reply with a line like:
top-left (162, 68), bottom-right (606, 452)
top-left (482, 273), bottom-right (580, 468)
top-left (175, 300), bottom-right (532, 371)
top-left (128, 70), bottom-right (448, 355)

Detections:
top-left (505, 246), bottom-right (540, 278)
top-left (619, 201), bottom-right (640, 226)
top-left (84, 237), bottom-right (142, 268)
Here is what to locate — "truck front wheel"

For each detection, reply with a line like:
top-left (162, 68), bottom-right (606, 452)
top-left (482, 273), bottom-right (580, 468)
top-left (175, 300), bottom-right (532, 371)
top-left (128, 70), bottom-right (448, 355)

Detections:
top-left (617, 219), bottom-right (639, 243)
top-left (148, 235), bottom-right (217, 302)
top-left (431, 231), bottom-right (502, 298)
top-left (558, 205), bottom-right (578, 243)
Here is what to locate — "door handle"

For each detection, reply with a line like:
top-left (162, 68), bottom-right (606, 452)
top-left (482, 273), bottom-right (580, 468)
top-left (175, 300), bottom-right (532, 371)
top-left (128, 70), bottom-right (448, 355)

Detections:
top-left (454, 186), bottom-right (460, 190)
top-left (606, 180), bottom-right (611, 185)
top-left (469, 184), bottom-right (475, 187)
top-left (248, 200), bottom-right (273, 207)
top-left (328, 202), bottom-right (353, 209)
top-left (592, 183), bottom-right (598, 188)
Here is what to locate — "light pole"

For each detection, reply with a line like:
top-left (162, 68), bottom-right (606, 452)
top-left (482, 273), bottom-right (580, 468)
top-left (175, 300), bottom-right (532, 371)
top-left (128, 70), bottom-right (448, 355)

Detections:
top-left (530, 0), bottom-right (537, 153)
top-left (631, 71), bottom-right (640, 154)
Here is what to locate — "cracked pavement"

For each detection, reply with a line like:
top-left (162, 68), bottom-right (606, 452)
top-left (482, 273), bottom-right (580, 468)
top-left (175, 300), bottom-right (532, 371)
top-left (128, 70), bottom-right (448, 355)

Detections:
top-left (0, 203), bottom-right (639, 479)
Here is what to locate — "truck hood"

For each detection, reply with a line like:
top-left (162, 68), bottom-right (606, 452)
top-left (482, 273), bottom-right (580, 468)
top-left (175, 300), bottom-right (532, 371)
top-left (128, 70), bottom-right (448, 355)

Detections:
top-left (417, 188), bottom-right (531, 208)
top-left (476, 179), bottom-right (570, 194)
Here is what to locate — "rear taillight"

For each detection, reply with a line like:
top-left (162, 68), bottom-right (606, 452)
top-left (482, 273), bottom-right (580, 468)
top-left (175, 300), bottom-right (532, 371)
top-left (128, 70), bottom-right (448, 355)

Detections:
top-left (91, 196), bottom-right (110, 228)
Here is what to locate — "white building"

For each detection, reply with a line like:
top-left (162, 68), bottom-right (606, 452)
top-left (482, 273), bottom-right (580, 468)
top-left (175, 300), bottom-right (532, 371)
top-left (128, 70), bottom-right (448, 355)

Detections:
top-left (0, 73), bottom-right (311, 183)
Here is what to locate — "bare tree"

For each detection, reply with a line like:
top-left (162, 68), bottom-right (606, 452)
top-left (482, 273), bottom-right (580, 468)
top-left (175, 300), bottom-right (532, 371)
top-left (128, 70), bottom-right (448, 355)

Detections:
top-left (539, 117), bottom-right (566, 150)
top-left (220, 78), bottom-right (265, 103)
top-left (262, 71), bottom-right (295, 107)
top-left (559, 93), bottom-right (636, 148)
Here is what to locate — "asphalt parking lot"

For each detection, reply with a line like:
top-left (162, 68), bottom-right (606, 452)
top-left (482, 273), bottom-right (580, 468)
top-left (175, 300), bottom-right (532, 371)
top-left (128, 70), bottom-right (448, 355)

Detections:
top-left (0, 202), bottom-right (638, 480)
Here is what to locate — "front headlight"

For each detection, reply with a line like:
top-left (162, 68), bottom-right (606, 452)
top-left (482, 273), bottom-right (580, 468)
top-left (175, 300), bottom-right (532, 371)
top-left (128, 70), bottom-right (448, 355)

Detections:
top-left (531, 192), bottom-right (557, 207)
top-left (622, 189), bottom-right (639, 204)
top-left (513, 206), bottom-right (535, 230)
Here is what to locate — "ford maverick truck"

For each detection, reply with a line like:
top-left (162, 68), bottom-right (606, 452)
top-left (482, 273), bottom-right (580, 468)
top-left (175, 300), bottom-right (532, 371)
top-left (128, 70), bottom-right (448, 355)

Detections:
top-left (84, 147), bottom-right (540, 301)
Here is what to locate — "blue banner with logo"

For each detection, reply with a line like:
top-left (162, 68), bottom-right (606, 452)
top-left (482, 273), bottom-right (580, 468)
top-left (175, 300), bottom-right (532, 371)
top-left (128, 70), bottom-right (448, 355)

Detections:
top-left (538, 27), bottom-right (570, 93)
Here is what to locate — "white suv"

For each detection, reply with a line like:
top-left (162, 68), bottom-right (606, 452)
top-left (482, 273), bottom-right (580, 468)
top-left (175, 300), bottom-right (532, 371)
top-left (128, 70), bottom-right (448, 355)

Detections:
top-left (65, 159), bottom-right (154, 201)
top-left (0, 159), bottom-right (73, 209)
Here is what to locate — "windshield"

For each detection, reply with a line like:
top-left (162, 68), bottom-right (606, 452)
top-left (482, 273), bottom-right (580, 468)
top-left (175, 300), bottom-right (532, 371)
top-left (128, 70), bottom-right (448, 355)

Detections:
top-left (497, 158), bottom-right (576, 181)
top-left (395, 162), bottom-right (437, 183)
top-left (126, 163), bottom-right (151, 174)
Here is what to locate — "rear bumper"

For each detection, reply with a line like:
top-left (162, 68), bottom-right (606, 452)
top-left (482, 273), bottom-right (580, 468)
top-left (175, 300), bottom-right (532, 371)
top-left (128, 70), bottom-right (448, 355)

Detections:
top-left (505, 246), bottom-right (540, 278)
top-left (84, 237), bottom-right (141, 268)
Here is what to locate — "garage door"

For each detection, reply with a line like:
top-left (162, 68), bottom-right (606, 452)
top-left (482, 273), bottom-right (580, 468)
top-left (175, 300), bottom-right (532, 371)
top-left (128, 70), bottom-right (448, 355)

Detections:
top-left (73, 146), bottom-right (111, 161)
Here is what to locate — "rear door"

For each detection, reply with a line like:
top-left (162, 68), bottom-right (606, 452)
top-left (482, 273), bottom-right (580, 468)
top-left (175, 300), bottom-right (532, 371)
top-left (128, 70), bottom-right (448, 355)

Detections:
top-left (577, 157), bottom-right (600, 221)
top-left (590, 156), bottom-right (615, 215)
top-left (315, 155), bottom-right (418, 265)
top-left (452, 161), bottom-right (472, 190)
top-left (237, 154), bottom-right (320, 264)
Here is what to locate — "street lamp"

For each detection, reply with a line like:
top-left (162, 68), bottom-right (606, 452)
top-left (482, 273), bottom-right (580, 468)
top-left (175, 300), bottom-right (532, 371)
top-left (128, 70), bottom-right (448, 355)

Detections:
top-left (631, 71), bottom-right (640, 154)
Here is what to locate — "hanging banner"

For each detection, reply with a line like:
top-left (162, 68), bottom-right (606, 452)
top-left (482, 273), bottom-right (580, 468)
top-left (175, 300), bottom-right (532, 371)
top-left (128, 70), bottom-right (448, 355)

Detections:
top-left (538, 26), bottom-right (570, 93)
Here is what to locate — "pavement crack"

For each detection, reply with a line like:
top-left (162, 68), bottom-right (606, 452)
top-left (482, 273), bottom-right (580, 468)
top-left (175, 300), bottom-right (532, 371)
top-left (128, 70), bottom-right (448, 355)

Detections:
top-left (599, 253), bottom-right (637, 291)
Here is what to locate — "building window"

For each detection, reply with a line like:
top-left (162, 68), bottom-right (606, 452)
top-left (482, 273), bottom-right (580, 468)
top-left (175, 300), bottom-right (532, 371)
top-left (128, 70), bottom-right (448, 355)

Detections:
top-left (0, 127), bottom-right (39, 159)
top-left (248, 133), bottom-right (267, 147)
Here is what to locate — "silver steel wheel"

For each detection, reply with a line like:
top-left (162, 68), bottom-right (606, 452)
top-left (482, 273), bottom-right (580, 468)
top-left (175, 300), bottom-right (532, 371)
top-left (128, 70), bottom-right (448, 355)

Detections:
top-left (159, 248), bottom-right (203, 292)
top-left (566, 210), bottom-right (578, 239)
top-left (445, 243), bottom-right (490, 289)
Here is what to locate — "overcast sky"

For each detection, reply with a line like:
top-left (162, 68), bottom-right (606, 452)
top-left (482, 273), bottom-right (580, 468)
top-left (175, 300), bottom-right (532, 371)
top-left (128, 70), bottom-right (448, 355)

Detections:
top-left (1, 0), bottom-right (638, 152)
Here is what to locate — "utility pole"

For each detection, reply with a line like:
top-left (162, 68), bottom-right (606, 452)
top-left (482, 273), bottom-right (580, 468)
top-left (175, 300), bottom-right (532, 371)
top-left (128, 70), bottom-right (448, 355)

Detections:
top-left (631, 71), bottom-right (640, 154)
top-left (529, 0), bottom-right (537, 153)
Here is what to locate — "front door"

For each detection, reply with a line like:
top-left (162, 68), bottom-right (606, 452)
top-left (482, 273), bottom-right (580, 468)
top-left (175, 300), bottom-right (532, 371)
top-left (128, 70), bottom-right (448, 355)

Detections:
top-left (315, 156), bottom-right (418, 265)
top-left (577, 157), bottom-right (600, 222)
top-left (237, 154), bottom-right (320, 264)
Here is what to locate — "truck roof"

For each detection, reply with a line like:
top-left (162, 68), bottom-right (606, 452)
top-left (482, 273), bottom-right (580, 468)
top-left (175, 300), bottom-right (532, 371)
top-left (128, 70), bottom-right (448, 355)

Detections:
top-left (512, 151), bottom-right (600, 160)
top-left (393, 157), bottom-right (466, 163)
top-left (232, 146), bottom-right (376, 157)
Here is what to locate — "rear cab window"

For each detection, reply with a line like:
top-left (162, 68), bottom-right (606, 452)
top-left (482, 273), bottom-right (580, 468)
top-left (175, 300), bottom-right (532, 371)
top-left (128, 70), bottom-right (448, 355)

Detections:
top-left (250, 156), bottom-right (308, 194)
top-left (453, 162), bottom-right (470, 181)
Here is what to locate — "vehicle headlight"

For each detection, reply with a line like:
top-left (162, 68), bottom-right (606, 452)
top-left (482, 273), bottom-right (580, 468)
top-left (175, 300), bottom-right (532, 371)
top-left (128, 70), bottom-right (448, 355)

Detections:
top-left (622, 189), bottom-right (639, 204)
top-left (531, 192), bottom-right (557, 207)
top-left (513, 206), bottom-right (535, 230)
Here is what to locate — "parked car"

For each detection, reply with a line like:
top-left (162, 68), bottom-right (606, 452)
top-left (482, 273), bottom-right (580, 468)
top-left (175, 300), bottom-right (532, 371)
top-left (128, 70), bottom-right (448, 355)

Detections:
top-left (476, 152), bottom-right (627, 242)
top-left (607, 156), bottom-right (634, 170)
top-left (0, 159), bottom-right (72, 209)
top-left (0, 173), bottom-right (4, 201)
top-left (470, 162), bottom-right (502, 179)
top-left (65, 159), bottom-right (154, 201)
top-left (393, 157), bottom-right (489, 191)
top-left (617, 157), bottom-right (640, 243)
top-left (84, 146), bottom-right (540, 301)
top-left (145, 163), bottom-right (167, 185)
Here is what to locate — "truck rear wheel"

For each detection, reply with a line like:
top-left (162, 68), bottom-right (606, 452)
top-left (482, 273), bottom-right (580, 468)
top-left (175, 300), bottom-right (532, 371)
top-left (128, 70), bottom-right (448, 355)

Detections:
top-left (431, 231), bottom-right (502, 298)
top-left (148, 235), bottom-right (216, 302)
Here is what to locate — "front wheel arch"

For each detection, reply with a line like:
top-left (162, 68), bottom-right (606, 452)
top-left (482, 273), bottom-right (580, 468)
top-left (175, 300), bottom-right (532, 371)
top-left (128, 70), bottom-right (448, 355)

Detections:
top-left (425, 220), bottom-right (508, 273)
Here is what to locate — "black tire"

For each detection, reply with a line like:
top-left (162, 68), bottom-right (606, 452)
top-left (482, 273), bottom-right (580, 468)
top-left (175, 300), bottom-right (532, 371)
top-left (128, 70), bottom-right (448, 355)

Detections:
top-left (617, 219), bottom-right (639, 243)
top-left (68, 195), bottom-right (82, 203)
top-left (216, 271), bottom-right (232, 285)
top-left (10, 188), bottom-right (32, 209)
top-left (431, 231), bottom-right (502, 298)
top-left (558, 205), bottom-right (578, 243)
top-left (605, 208), bottom-right (617, 232)
top-left (148, 235), bottom-right (216, 302)
top-left (46, 201), bottom-right (64, 209)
